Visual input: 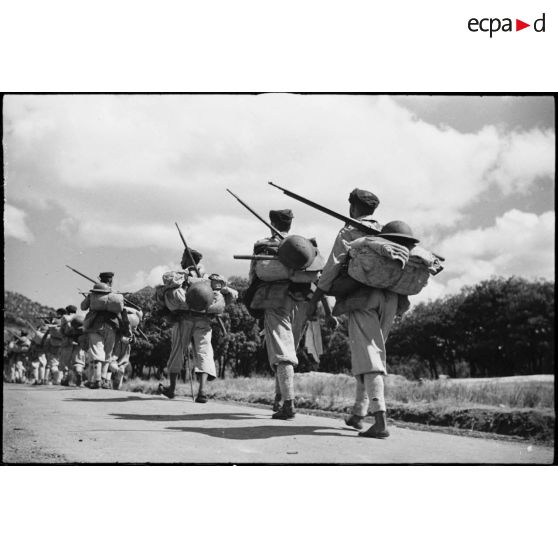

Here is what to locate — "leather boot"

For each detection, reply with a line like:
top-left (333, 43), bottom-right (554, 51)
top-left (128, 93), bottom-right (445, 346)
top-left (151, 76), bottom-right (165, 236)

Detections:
top-left (272, 399), bottom-right (295, 420)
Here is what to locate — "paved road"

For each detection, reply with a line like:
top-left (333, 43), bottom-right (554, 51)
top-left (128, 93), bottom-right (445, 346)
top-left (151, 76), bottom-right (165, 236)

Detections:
top-left (2, 384), bottom-right (554, 464)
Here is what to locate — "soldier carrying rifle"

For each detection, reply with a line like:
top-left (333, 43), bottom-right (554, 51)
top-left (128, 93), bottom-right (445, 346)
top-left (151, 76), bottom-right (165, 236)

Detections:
top-left (270, 182), bottom-right (442, 438)
top-left (157, 225), bottom-right (237, 402)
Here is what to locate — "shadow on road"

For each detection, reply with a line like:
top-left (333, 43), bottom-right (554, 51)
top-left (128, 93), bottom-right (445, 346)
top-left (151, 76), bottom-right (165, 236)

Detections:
top-left (166, 425), bottom-right (350, 440)
top-left (110, 412), bottom-right (259, 422)
top-left (64, 396), bottom-right (164, 403)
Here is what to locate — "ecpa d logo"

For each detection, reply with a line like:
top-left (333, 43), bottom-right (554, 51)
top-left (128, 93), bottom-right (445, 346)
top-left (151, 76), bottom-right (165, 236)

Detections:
top-left (468, 13), bottom-right (546, 37)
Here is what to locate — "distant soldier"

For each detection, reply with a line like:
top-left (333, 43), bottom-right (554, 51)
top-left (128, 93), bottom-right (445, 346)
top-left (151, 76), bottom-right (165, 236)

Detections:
top-left (42, 308), bottom-right (68, 385)
top-left (6, 331), bottom-right (31, 383)
top-left (158, 249), bottom-right (237, 401)
top-left (60, 313), bottom-right (88, 386)
top-left (246, 209), bottom-right (327, 420)
top-left (108, 307), bottom-right (143, 390)
top-left (81, 283), bottom-right (124, 389)
top-left (306, 190), bottom-right (414, 438)
top-left (59, 305), bottom-right (78, 385)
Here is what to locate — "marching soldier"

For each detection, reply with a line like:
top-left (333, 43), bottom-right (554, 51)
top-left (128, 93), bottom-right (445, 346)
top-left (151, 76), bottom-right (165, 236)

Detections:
top-left (59, 305), bottom-right (78, 385)
top-left (42, 308), bottom-right (68, 384)
top-left (81, 282), bottom-right (124, 389)
top-left (108, 307), bottom-right (143, 390)
top-left (158, 249), bottom-right (237, 401)
top-left (246, 209), bottom-right (327, 420)
top-left (6, 330), bottom-right (31, 383)
top-left (306, 189), bottom-right (413, 438)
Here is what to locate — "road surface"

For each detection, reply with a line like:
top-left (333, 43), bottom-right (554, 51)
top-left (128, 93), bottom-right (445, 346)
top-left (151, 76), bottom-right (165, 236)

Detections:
top-left (2, 384), bottom-right (554, 464)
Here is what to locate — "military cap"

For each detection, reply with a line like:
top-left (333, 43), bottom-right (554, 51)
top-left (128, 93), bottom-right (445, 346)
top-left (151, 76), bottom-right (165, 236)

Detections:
top-left (99, 272), bottom-right (114, 279)
top-left (269, 209), bottom-right (294, 229)
top-left (348, 189), bottom-right (380, 211)
top-left (65, 305), bottom-right (77, 314)
top-left (181, 248), bottom-right (203, 269)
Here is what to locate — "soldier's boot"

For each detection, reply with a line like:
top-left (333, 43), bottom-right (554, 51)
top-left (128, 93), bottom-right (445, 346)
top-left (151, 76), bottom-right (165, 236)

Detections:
top-left (195, 372), bottom-right (208, 403)
top-left (158, 373), bottom-right (177, 399)
top-left (359, 411), bottom-right (390, 439)
top-left (272, 393), bottom-right (282, 412)
top-left (272, 399), bottom-right (295, 420)
top-left (345, 415), bottom-right (365, 430)
top-left (89, 362), bottom-right (102, 389)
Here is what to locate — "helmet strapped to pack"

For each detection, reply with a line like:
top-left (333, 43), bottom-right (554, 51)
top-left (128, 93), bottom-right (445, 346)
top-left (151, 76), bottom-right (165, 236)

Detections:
top-left (186, 280), bottom-right (215, 312)
top-left (378, 221), bottom-right (419, 244)
top-left (70, 315), bottom-right (85, 328)
top-left (90, 282), bottom-right (112, 293)
top-left (277, 235), bottom-right (318, 270)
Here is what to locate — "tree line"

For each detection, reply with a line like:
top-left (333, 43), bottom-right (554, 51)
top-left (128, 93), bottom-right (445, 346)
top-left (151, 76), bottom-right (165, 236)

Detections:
top-left (125, 276), bottom-right (554, 380)
top-left (6, 276), bottom-right (552, 380)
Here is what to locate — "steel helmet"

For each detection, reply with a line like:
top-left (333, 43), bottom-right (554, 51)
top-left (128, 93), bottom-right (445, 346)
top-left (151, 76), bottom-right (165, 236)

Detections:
top-left (71, 315), bottom-right (85, 328)
top-left (90, 282), bottom-right (112, 293)
top-left (186, 280), bottom-right (215, 312)
top-left (378, 221), bottom-right (419, 244)
top-left (277, 235), bottom-right (318, 270)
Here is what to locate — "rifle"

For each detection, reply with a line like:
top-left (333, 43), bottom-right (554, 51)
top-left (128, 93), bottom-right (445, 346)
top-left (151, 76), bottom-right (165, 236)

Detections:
top-left (227, 187), bottom-right (336, 331)
top-left (72, 271), bottom-right (148, 341)
top-left (226, 189), bottom-right (286, 239)
top-left (66, 265), bottom-right (142, 310)
top-left (233, 255), bottom-right (277, 261)
top-left (268, 181), bottom-right (445, 262)
top-left (174, 223), bottom-right (228, 337)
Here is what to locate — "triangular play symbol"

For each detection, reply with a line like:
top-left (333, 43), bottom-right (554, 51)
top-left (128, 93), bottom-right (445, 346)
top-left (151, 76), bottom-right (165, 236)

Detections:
top-left (516, 19), bottom-right (530, 31)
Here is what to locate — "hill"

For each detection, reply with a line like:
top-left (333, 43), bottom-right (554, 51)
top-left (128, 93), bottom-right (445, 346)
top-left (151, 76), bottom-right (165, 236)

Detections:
top-left (4, 290), bottom-right (57, 341)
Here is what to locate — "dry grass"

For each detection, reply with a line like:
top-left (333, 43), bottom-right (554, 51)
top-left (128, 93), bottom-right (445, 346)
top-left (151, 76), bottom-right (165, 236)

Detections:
top-left (122, 373), bottom-right (555, 440)
top-left (124, 372), bottom-right (554, 410)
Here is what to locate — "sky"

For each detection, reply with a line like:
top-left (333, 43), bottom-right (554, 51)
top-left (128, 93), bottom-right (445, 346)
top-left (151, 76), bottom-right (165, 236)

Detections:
top-left (3, 94), bottom-right (555, 310)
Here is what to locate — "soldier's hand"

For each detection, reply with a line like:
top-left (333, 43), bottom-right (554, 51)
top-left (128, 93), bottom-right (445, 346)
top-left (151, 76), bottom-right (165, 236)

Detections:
top-left (325, 315), bottom-right (339, 329)
top-left (305, 301), bottom-right (318, 321)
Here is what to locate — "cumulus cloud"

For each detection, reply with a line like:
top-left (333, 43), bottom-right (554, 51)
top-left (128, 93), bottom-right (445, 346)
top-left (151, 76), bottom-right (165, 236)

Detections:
top-left (3, 95), bottom-right (555, 299)
top-left (4, 204), bottom-right (34, 242)
top-left (413, 209), bottom-right (555, 304)
top-left (486, 128), bottom-right (555, 194)
top-left (123, 263), bottom-right (176, 292)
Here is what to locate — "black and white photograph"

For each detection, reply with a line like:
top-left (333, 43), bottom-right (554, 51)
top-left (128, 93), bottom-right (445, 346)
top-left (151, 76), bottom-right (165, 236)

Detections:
top-left (3, 93), bottom-right (554, 464)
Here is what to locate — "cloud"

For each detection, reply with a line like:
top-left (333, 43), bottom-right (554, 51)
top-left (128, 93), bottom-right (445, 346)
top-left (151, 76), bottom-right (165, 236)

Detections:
top-left (3, 95), bottom-right (555, 299)
top-left (486, 128), bottom-right (555, 194)
top-left (4, 204), bottom-right (34, 242)
top-left (5, 95), bottom-right (554, 240)
top-left (413, 209), bottom-right (554, 304)
top-left (123, 263), bottom-right (176, 292)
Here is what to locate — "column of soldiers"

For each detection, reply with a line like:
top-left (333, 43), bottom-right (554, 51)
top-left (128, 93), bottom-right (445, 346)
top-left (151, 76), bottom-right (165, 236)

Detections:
top-left (5, 184), bottom-right (438, 441)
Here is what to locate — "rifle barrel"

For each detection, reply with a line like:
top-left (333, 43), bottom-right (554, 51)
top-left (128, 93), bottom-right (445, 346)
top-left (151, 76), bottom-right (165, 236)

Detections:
top-left (66, 265), bottom-right (97, 284)
top-left (226, 189), bottom-right (285, 240)
top-left (268, 181), bottom-right (380, 235)
top-left (233, 255), bottom-right (277, 260)
top-left (269, 181), bottom-right (445, 261)
top-left (175, 222), bottom-right (228, 336)
top-left (175, 222), bottom-right (202, 279)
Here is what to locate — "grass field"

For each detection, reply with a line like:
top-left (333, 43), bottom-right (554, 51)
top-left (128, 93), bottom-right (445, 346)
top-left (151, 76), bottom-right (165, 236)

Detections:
top-left (123, 372), bottom-right (555, 441)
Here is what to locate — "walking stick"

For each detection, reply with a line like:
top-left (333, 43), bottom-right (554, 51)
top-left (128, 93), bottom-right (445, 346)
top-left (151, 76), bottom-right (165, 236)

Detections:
top-left (185, 345), bottom-right (195, 402)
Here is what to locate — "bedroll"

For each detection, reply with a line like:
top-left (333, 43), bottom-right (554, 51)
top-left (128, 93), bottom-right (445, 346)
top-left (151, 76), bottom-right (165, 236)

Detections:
top-left (348, 237), bottom-right (430, 296)
top-left (255, 259), bottom-right (291, 282)
top-left (89, 292), bottom-right (125, 314)
top-left (249, 281), bottom-right (291, 310)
